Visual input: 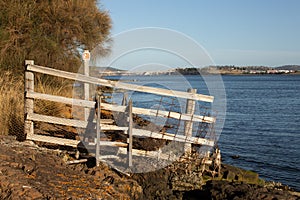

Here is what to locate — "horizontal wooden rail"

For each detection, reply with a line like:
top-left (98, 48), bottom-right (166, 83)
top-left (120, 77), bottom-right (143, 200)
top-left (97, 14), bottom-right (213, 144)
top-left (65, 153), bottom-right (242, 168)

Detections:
top-left (27, 113), bottom-right (214, 146)
top-left (27, 64), bottom-right (214, 102)
top-left (27, 134), bottom-right (80, 147)
top-left (101, 102), bottom-right (215, 124)
top-left (130, 129), bottom-right (215, 146)
top-left (26, 91), bottom-right (215, 123)
top-left (103, 148), bottom-right (213, 163)
top-left (27, 113), bottom-right (126, 130)
top-left (117, 147), bottom-right (178, 161)
top-left (26, 91), bottom-right (95, 108)
top-left (27, 134), bottom-right (213, 162)
top-left (28, 113), bottom-right (88, 128)
top-left (24, 60), bottom-right (217, 167)
top-left (27, 134), bottom-right (127, 148)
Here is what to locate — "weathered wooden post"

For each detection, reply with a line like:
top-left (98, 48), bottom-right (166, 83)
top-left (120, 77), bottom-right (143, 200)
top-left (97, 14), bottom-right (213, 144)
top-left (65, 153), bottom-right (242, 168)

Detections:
top-left (122, 92), bottom-right (128, 106)
top-left (184, 88), bottom-right (197, 155)
top-left (127, 99), bottom-right (133, 167)
top-left (82, 50), bottom-right (90, 121)
top-left (24, 60), bottom-right (35, 138)
top-left (96, 94), bottom-right (101, 167)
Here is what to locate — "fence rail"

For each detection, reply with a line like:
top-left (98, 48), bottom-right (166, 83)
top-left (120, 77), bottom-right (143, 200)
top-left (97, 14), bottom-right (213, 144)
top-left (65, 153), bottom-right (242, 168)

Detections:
top-left (24, 60), bottom-right (217, 167)
top-left (26, 64), bottom-right (214, 102)
top-left (26, 91), bottom-right (215, 123)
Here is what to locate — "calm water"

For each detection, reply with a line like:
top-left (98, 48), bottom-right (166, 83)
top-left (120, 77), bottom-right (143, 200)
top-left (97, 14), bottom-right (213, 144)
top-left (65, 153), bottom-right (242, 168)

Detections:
top-left (109, 74), bottom-right (300, 190)
top-left (220, 75), bottom-right (300, 191)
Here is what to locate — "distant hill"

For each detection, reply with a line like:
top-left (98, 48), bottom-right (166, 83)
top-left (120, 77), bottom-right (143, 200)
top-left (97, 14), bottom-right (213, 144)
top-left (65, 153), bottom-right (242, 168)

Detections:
top-left (170, 65), bottom-right (300, 75)
top-left (275, 65), bottom-right (300, 71)
top-left (94, 66), bottom-right (126, 72)
top-left (89, 66), bottom-right (126, 77)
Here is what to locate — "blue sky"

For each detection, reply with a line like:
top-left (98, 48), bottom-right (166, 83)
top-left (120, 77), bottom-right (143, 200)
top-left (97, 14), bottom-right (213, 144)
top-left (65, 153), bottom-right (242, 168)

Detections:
top-left (100, 0), bottom-right (300, 67)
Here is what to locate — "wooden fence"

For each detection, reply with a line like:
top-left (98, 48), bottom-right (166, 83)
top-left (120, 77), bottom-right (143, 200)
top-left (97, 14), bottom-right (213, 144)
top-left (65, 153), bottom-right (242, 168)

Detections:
top-left (24, 60), bottom-right (217, 167)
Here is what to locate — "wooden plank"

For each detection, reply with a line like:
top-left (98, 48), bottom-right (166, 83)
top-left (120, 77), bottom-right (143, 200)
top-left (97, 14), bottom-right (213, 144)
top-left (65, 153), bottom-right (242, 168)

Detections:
top-left (184, 88), bottom-right (197, 154)
top-left (96, 94), bottom-right (101, 167)
top-left (27, 134), bottom-right (127, 148)
top-left (101, 125), bottom-right (128, 131)
top-left (99, 155), bottom-right (120, 160)
top-left (98, 119), bottom-right (114, 124)
top-left (83, 53), bottom-right (90, 121)
top-left (27, 113), bottom-right (213, 146)
top-left (27, 113), bottom-right (123, 130)
top-left (28, 133), bottom-right (210, 162)
top-left (26, 92), bottom-right (215, 123)
top-left (27, 64), bottom-right (214, 102)
top-left (24, 60), bottom-right (35, 138)
top-left (122, 93), bottom-right (128, 106)
top-left (27, 134), bottom-right (80, 147)
top-left (28, 113), bottom-right (88, 128)
top-left (66, 159), bottom-right (88, 165)
top-left (117, 147), bottom-right (178, 161)
top-left (128, 99), bottom-right (133, 167)
top-left (203, 160), bottom-right (213, 165)
top-left (26, 91), bottom-right (95, 108)
top-left (27, 133), bottom-right (209, 163)
top-left (88, 124), bottom-right (214, 146)
top-left (87, 141), bottom-right (128, 147)
top-left (131, 128), bottom-right (215, 146)
top-left (117, 148), bottom-right (213, 163)
top-left (101, 102), bottom-right (215, 124)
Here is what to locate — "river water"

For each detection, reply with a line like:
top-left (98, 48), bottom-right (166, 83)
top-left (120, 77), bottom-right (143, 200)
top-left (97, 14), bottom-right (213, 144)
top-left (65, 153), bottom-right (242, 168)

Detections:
top-left (108, 74), bottom-right (300, 190)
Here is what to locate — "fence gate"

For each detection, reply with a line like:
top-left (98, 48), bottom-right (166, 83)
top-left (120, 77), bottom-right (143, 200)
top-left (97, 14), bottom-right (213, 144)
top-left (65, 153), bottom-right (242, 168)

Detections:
top-left (24, 60), bottom-right (218, 170)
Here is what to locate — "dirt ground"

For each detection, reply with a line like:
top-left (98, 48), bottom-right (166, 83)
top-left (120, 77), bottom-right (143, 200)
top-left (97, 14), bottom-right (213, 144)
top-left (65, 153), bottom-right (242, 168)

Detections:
top-left (0, 135), bottom-right (142, 200)
top-left (0, 135), bottom-right (299, 200)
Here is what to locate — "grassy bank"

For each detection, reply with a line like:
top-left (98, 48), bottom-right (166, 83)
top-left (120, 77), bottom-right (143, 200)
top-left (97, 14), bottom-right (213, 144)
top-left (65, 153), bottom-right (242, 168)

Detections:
top-left (0, 71), bottom-right (24, 136)
top-left (0, 70), bottom-right (73, 138)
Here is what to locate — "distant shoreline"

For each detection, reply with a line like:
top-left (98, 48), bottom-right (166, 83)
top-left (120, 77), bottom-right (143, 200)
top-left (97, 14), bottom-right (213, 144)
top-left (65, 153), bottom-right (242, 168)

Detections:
top-left (92, 65), bottom-right (300, 77)
top-left (105, 72), bottom-right (300, 77)
top-left (218, 72), bottom-right (300, 76)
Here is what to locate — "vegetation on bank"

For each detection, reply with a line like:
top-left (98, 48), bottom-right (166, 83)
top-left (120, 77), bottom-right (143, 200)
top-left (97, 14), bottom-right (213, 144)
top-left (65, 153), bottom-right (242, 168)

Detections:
top-left (174, 65), bottom-right (300, 75)
top-left (0, 71), bottom-right (24, 136)
top-left (0, 0), bottom-right (111, 72)
top-left (103, 65), bottom-right (300, 76)
top-left (0, 0), bottom-right (111, 136)
top-left (0, 71), bottom-right (74, 138)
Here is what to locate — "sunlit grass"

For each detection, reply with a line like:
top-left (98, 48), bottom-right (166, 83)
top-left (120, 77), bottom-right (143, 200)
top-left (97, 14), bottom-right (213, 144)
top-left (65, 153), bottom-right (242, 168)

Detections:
top-left (34, 75), bottom-right (73, 118)
top-left (0, 71), bottom-right (24, 136)
top-left (0, 71), bottom-right (73, 138)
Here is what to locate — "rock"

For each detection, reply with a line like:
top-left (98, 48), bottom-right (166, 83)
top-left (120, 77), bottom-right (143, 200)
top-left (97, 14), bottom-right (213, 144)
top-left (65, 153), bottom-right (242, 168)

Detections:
top-left (182, 180), bottom-right (300, 200)
top-left (0, 136), bottom-right (142, 199)
top-left (26, 188), bottom-right (44, 199)
top-left (221, 164), bottom-right (261, 184)
top-left (22, 163), bottom-right (36, 175)
top-left (0, 136), bottom-right (298, 200)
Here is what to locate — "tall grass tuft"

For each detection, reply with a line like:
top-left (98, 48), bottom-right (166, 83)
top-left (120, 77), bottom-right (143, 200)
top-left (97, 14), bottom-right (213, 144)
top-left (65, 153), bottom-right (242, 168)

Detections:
top-left (34, 75), bottom-right (73, 118)
top-left (0, 71), bottom-right (73, 139)
top-left (0, 71), bottom-right (24, 137)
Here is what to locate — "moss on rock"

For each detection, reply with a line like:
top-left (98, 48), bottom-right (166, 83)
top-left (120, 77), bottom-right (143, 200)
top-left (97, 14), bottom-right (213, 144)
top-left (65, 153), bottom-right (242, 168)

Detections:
top-left (221, 164), bottom-right (264, 185)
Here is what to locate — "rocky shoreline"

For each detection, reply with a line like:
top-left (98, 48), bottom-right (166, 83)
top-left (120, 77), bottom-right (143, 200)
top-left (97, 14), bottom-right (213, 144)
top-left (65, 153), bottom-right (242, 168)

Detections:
top-left (0, 135), bottom-right (299, 200)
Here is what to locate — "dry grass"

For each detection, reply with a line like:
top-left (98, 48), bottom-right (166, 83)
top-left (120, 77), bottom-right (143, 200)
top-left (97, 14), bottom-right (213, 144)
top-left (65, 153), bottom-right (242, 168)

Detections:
top-left (0, 71), bottom-right (24, 136)
top-left (34, 75), bottom-right (73, 118)
top-left (0, 71), bottom-right (73, 138)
